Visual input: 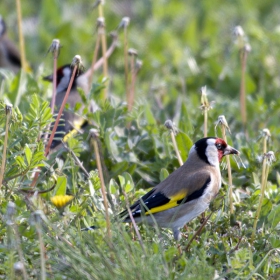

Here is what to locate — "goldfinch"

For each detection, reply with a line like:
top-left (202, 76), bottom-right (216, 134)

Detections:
top-left (120, 137), bottom-right (239, 240)
top-left (44, 65), bottom-right (93, 148)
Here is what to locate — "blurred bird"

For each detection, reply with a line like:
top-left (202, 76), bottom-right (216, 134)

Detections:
top-left (120, 137), bottom-right (239, 240)
top-left (0, 16), bottom-right (21, 73)
top-left (43, 33), bottom-right (120, 149)
top-left (44, 64), bottom-right (90, 148)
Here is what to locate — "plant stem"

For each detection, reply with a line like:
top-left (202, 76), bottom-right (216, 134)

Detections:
top-left (221, 127), bottom-right (233, 214)
top-left (200, 86), bottom-right (210, 137)
top-left (251, 134), bottom-right (269, 243)
top-left (45, 64), bottom-right (78, 157)
top-left (124, 27), bottom-right (129, 106)
top-left (84, 32), bottom-right (118, 79)
top-left (50, 48), bottom-right (59, 114)
top-left (127, 58), bottom-right (140, 112)
top-left (88, 32), bottom-right (101, 87)
top-left (13, 225), bottom-right (28, 280)
top-left (170, 131), bottom-right (183, 166)
top-left (61, 142), bottom-right (90, 177)
top-left (100, 27), bottom-right (108, 99)
top-left (0, 106), bottom-right (12, 188)
top-left (34, 213), bottom-right (46, 280)
top-left (123, 191), bottom-right (146, 254)
top-left (127, 54), bottom-right (134, 111)
top-left (90, 131), bottom-right (112, 241)
top-left (251, 157), bottom-right (268, 243)
top-left (184, 212), bottom-right (213, 251)
top-left (16, 0), bottom-right (28, 72)
top-left (45, 39), bottom-right (60, 149)
top-left (204, 109), bottom-right (208, 137)
top-left (98, 3), bottom-right (108, 100)
top-left (165, 120), bottom-right (183, 166)
top-left (240, 49), bottom-right (248, 130)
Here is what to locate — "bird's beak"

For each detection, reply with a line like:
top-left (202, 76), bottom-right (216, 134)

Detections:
top-left (224, 145), bottom-right (239, 156)
top-left (43, 74), bottom-right (53, 82)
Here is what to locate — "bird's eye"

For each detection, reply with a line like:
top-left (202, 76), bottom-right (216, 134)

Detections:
top-left (216, 143), bottom-right (222, 150)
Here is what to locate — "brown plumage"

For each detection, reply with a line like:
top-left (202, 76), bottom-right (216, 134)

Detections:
top-left (120, 137), bottom-right (239, 240)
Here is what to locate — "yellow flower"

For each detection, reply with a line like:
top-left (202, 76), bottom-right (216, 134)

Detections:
top-left (51, 195), bottom-right (74, 208)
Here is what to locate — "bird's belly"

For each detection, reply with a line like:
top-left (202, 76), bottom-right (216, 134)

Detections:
top-left (151, 190), bottom-right (216, 229)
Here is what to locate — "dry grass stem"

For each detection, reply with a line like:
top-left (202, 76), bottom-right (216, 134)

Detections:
top-left (84, 32), bottom-right (118, 79)
top-left (88, 31), bottom-right (101, 86)
top-left (61, 141), bottom-right (90, 177)
top-left (16, 0), bottom-right (28, 71)
top-left (200, 86), bottom-right (211, 137)
top-left (240, 48), bottom-right (248, 129)
top-left (34, 211), bottom-right (46, 280)
top-left (123, 191), bottom-right (146, 254)
top-left (0, 105), bottom-right (12, 188)
top-left (48, 39), bottom-right (60, 114)
top-left (184, 212), bottom-right (213, 252)
top-left (251, 130), bottom-right (273, 243)
top-left (97, 15), bottom-right (108, 100)
top-left (216, 115), bottom-right (234, 214)
top-left (120, 17), bottom-right (130, 107)
top-left (128, 57), bottom-right (141, 112)
top-left (90, 129), bottom-right (112, 241)
top-left (164, 120), bottom-right (183, 166)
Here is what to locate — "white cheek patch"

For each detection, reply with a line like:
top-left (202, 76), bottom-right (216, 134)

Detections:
top-left (205, 139), bottom-right (219, 167)
top-left (57, 67), bottom-right (71, 93)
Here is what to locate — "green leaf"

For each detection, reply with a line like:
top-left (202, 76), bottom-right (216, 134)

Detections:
top-left (175, 132), bottom-right (193, 162)
top-left (144, 104), bottom-right (156, 126)
top-left (252, 172), bottom-right (260, 186)
top-left (159, 168), bottom-right (169, 181)
top-left (118, 175), bottom-right (125, 188)
top-left (110, 162), bottom-right (129, 177)
top-left (109, 179), bottom-right (119, 195)
top-left (15, 155), bottom-right (27, 169)
top-left (55, 176), bottom-right (67, 196)
top-left (125, 181), bottom-right (133, 193)
top-left (104, 129), bottom-right (122, 162)
top-left (24, 144), bottom-right (32, 165)
top-left (268, 204), bottom-right (280, 228)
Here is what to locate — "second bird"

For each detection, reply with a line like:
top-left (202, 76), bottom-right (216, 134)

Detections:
top-left (44, 64), bottom-right (89, 148)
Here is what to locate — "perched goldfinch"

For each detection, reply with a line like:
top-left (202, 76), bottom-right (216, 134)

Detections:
top-left (120, 137), bottom-right (239, 240)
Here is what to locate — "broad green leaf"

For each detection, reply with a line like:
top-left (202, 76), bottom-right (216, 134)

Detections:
top-left (15, 155), bottom-right (27, 169)
top-left (109, 179), bottom-right (119, 195)
top-left (125, 181), bottom-right (133, 193)
top-left (268, 205), bottom-right (280, 228)
top-left (144, 104), bottom-right (156, 126)
top-left (110, 162), bottom-right (129, 177)
top-left (104, 129), bottom-right (122, 162)
top-left (159, 168), bottom-right (169, 182)
top-left (118, 175), bottom-right (125, 188)
top-left (122, 172), bottom-right (134, 188)
top-left (175, 132), bottom-right (193, 162)
top-left (55, 176), bottom-right (67, 196)
top-left (24, 144), bottom-right (32, 165)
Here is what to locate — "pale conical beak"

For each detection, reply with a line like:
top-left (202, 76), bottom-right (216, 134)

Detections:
top-left (224, 145), bottom-right (239, 156)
